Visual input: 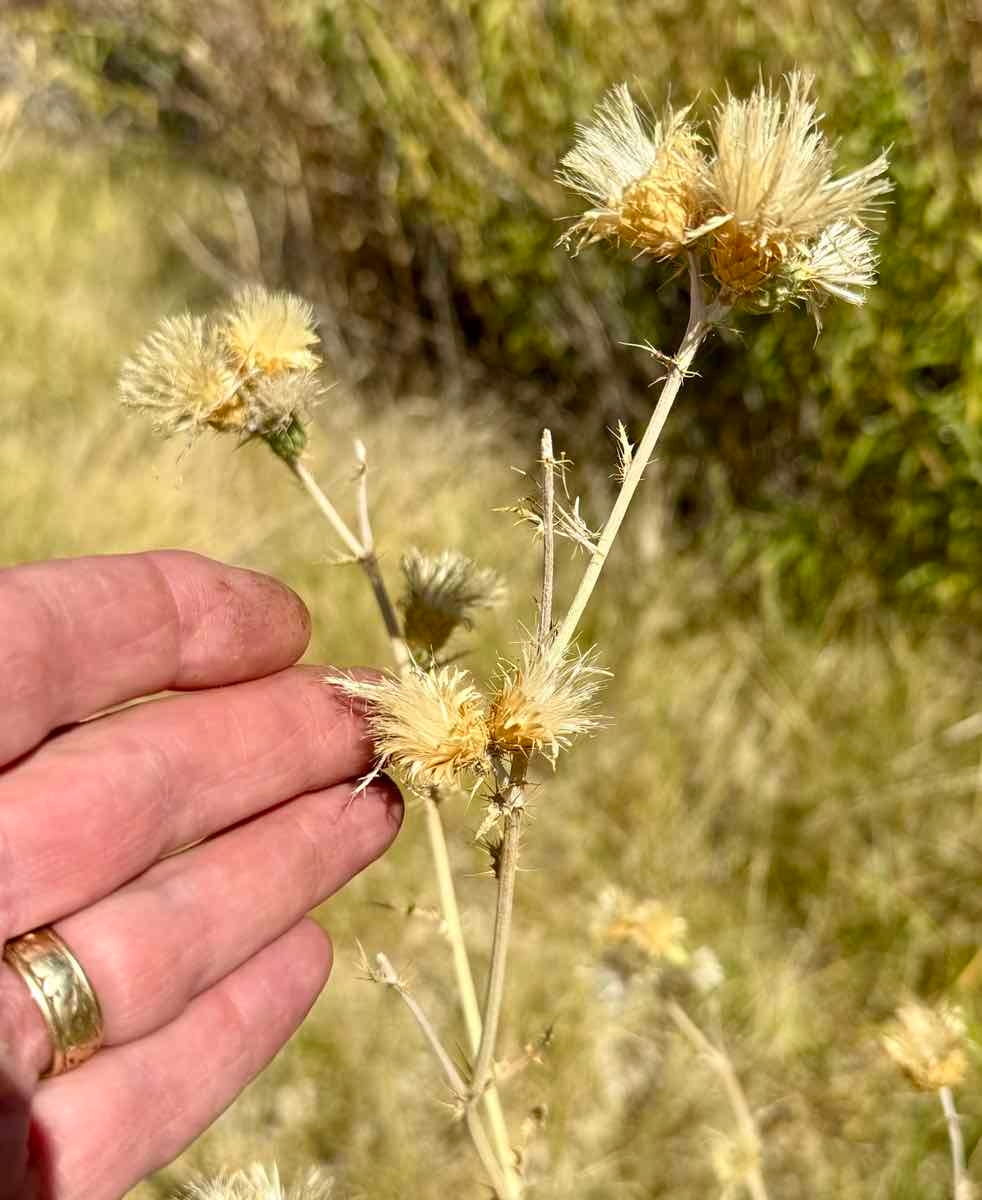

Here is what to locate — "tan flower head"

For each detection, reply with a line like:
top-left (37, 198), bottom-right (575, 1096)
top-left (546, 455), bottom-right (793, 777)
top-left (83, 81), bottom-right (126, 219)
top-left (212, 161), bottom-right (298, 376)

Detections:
top-left (595, 888), bottom-right (689, 966)
top-left (700, 71), bottom-right (891, 297)
top-left (882, 1000), bottom-right (968, 1092)
top-left (119, 314), bottom-right (243, 436)
top-left (335, 666), bottom-right (490, 790)
top-left (788, 220), bottom-right (879, 307)
top-left (221, 287), bottom-right (321, 375)
top-left (180, 1163), bottom-right (333, 1200)
top-left (399, 548), bottom-right (506, 659)
top-left (557, 83), bottom-right (708, 260)
top-left (488, 646), bottom-right (608, 763)
top-left (242, 369), bottom-right (324, 437)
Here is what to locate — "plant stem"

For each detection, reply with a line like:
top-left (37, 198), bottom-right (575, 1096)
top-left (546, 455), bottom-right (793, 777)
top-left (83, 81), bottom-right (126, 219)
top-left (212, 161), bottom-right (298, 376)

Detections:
top-left (291, 458), bottom-right (365, 560)
top-left (549, 254), bottom-right (725, 664)
top-left (284, 442), bottom-right (518, 1191)
top-left (290, 456), bottom-right (410, 671)
top-left (423, 790), bottom-right (518, 1189)
top-left (375, 953), bottom-right (510, 1198)
top-left (668, 1002), bottom-right (769, 1200)
top-left (471, 796), bottom-right (523, 1102)
top-left (470, 419), bottom-right (557, 1121)
top-left (939, 1086), bottom-right (969, 1200)
top-left (537, 428), bottom-right (556, 647)
top-left (376, 953), bottom-right (467, 1097)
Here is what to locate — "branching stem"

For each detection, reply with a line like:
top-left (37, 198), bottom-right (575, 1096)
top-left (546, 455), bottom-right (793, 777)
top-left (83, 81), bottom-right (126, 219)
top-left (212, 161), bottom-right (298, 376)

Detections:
top-left (285, 445), bottom-right (517, 1192)
top-left (423, 790), bottom-right (518, 1187)
top-left (549, 254), bottom-right (727, 664)
top-left (290, 454), bottom-right (411, 673)
top-left (375, 954), bottom-right (511, 1198)
top-left (668, 1002), bottom-right (769, 1200)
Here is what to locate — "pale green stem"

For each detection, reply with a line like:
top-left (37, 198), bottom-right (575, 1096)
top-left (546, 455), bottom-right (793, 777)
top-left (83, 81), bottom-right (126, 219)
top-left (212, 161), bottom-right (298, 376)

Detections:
top-left (668, 1002), bottom-right (769, 1200)
top-left (375, 953), bottom-right (467, 1096)
top-left (291, 458), bottom-right (365, 560)
top-left (537, 428), bottom-right (556, 645)
top-left (939, 1086), bottom-right (968, 1200)
top-left (471, 777), bottom-right (524, 1103)
top-left (375, 953), bottom-right (510, 1198)
top-left (424, 790), bottom-right (518, 1191)
top-left (549, 254), bottom-right (726, 665)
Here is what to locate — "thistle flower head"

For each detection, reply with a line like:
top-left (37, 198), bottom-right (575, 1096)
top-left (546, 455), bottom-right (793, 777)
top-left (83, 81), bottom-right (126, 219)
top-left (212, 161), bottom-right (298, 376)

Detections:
top-left (335, 666), bottom-right (490, 790)
top-left (487, 646), bottom-right (608, 763)
top-left (399, 548), bottom-right (506, 659)
top-left (699, 71), bottom-right (891, 297)
top-left (787, 220), bottom-right (879, 307)
top-left (221, 287), bottom-right (321, 375)
top-left (881, 1000), bottom-right (968, 1092)
top-left (557, 83), bottom-right (706, 260)
top-left (180, 1163), bottom-right (333, 1200)
top-left (119, 314), bottom-right (243, 436)
top-left (120, 290), bottom-right (324, 446)
top-left (242, 369), bottom-right (325, 437)
top-left (596, 890), bottom-right (689, 966)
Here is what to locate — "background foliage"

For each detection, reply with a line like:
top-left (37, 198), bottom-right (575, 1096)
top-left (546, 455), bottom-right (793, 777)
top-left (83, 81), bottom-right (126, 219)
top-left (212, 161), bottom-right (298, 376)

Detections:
top-left (6, 0), bottom-right (982, 617)
top-left (3, 3), bottom-right (982, 1197)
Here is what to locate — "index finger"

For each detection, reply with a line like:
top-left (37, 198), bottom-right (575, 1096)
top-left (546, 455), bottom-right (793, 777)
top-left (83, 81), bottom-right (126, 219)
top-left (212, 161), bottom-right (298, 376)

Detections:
top-left (0, 550), bottom-right (311, 765)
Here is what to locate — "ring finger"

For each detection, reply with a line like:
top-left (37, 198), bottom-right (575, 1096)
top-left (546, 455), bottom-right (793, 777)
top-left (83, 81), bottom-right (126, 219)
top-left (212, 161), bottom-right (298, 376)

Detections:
top-left (5, 775), bottom-right (401, 1063)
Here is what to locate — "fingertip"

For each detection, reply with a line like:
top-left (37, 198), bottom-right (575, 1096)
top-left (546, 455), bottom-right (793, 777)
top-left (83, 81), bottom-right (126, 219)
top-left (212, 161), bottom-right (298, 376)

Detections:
top-left (148, 551), bottom-right (312, 686)
top-left (292, 918), bottom-right (334, 996)
top-left (363, 775), bottom-right (405, 846)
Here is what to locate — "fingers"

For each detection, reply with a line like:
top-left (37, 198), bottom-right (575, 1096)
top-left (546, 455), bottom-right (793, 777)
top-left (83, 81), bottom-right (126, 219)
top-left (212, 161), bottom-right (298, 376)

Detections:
top-left (0, 667), bottom-right (376, 939)
top-left (29, 919), bottom-right (332, 1200)
top-left (0, 551), bottom-right (311, 766)
top-left (50, 776), bottom-right (401, 1045)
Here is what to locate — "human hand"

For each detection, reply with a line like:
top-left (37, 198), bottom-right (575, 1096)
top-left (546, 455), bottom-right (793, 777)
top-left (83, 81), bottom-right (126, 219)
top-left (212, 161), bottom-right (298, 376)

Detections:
top-left (0, 551), bottom-right (402, 1200)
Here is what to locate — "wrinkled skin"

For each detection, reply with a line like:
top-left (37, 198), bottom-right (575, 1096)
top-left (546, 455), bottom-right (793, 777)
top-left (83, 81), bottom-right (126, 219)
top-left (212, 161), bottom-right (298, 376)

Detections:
top-left (0, 551), bottom-right (402, 1199)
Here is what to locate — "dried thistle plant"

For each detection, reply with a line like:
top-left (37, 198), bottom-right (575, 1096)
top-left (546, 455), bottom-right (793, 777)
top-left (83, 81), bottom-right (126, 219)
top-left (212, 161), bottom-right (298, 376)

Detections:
top-left (882, 1000), bottom-right (968, 1092)
top-left (557, 84), bottom-right (716, 259)
top-left (119, 288), bottom-right (323, 449)
top-left (335, 666), bottom-right (491, 791)
top-left (487, 646), bottom-right (608, 763)
top-left (698, 72), bottom-right (890, 308)
top-left (128, 69), bottom-right (891, 1200)
top-left (180, 1164), bottom-right (333, 1200)
top-left (220, 288), bottom-right (321, 376)
top-left (594, 889), bottom-right (689, 968)
top-left (399, 548), bottom-right (505, 662)
top-left (882, 1000), bottom-right (972, 1200)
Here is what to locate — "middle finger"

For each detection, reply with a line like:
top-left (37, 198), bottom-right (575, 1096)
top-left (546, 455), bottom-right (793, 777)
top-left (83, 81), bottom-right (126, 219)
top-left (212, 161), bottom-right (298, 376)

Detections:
top-left (43, 773), bottom-right (402, 1048)
top-left (0, 666), bottom-right (373, 939)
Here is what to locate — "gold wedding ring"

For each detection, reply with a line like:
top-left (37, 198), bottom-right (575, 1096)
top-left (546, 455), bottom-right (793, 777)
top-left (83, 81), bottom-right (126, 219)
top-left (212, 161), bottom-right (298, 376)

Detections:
top-left (3, 926), bottom-right (104, 1078)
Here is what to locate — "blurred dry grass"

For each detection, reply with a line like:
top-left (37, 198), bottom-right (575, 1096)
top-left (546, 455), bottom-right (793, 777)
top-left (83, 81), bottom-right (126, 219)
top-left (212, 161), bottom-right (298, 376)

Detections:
top-left (4, 136), bottom-right (982, 1200)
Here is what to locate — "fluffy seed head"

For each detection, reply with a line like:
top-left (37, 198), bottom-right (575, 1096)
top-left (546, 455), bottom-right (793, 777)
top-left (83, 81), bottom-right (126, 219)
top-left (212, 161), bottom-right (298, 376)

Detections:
top-left (593, 888), bottom-right (686, 969)
top-left (221, 287), bottom-right (321, 375)
top-left (335, 666), bottom-right (490, 790)
top-left (119, 314), bottom-right (243, 436)
top-left (882, 1001), bottom-right (968, 1091)
top-left (700, 71), bottom-right (891, 296)
top-left (180, 1163), bottom-right (333, 1200)
top-left (488, 646), bottom-right (608, 763)
top-left (399, 548), bottom-right (505, 659)
top-left (599, 893), bottom-right (689, 966)
top-left (240, 369), bottom-right (325, 436)
top-left (557, 83), bottom-right (706, 260)
top-left (789, 220), bottom-right (879, 306)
